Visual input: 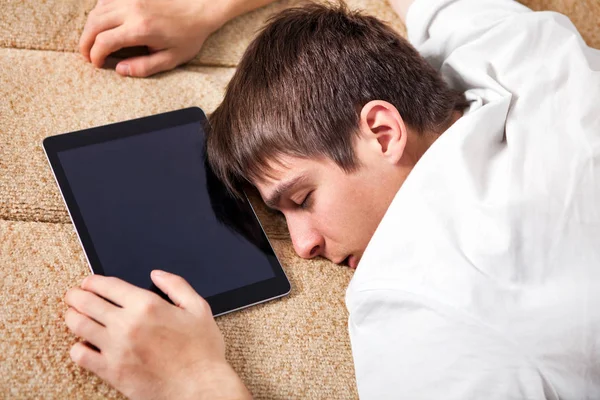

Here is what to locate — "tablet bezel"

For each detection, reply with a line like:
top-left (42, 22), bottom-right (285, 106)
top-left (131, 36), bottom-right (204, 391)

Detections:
top-left (43, 107), bottom-right (291, 316)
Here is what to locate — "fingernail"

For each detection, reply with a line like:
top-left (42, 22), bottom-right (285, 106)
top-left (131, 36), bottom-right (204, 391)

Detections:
top-left (153, 270), bottom-right (165, 276)
top-left (116, 63), bottom-right (130, 76)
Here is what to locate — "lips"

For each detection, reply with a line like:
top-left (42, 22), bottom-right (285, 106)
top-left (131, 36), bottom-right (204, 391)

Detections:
top-left (332, 254), bottom-right (359, 269)
top-left (347, 255), bottom-right (358, 269)
top-left (337, 255), bottom-right (358, 269)
top-left (333, 256), bottom-right (347, 265)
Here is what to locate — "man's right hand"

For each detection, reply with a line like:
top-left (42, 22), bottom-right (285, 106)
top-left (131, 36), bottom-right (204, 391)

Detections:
top-left (65, 271), bottom-right (252, 400)
top-left (79, 0), bottom-right (230, 77)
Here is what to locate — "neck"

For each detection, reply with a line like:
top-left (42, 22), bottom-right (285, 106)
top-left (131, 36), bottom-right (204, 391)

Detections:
top-left (446, 109), bottom-right (464, 130)
top-left (407, 109), bottom-right (464, 165)
top-left (393, 109), bottom-right (464, 197)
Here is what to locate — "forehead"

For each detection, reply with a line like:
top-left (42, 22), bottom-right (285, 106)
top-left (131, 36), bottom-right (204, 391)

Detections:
top-left (252, 155), bottom-right (329, 197)
top-left (254, 155), bottom-right (312, 183)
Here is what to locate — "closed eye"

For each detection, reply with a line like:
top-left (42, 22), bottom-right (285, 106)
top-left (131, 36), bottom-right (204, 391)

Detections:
top-left (299, 191), bottom-right (313, 210)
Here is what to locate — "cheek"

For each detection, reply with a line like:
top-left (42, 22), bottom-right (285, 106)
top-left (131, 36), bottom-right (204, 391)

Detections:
top-left (344, 184), bottom-right (387, 241)
top-left (315, 185), bottom-right (378, 243)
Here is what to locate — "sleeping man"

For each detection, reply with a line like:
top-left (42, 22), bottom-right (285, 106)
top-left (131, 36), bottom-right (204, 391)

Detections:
top-left (65, 0), bottom-right (600, 398)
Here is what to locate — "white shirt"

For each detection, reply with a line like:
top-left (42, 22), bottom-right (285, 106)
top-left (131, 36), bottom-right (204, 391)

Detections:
top-left (345, 1), bottom-right (600, 399)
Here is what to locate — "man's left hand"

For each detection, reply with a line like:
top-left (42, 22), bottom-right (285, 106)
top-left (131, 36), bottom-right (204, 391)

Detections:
top-left (64, 270), bottom-right (251, 400)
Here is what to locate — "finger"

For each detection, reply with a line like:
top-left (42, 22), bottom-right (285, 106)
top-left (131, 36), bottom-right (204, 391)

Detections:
top-left (116, 50), bottom-right (179, 78)
top-left (150, 270), bottom-right (211, 317)
top-left (81, 275), bottom-right (147, 308)
top-left (79, 8), bottom-right (122, 62)
top-left (65, 287), bottom-right (118, 325)
top-left (89, 26), bottom-right (142, 68)
top-left (65, 307), bottom-right (108, 349)
top-left (70, 341), bottom-right (108, 378)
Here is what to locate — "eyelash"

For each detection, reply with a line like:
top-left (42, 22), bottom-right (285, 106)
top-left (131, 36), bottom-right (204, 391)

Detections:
top-left (299, 191), bottom-right (313, 210)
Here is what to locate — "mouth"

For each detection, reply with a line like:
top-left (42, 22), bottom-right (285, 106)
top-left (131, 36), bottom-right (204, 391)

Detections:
top-left (338, 254), bottom-right (358, 270)
top-left (347, 255), bottom-right (358, 270)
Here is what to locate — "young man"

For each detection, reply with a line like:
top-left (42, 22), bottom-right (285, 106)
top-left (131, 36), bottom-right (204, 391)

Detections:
top-left (65, 0), bottom-right (600, 399)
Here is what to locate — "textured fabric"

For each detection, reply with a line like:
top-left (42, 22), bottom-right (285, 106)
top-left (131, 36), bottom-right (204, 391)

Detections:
top-left (0, 220), bottom-right (355, 399)
top-left (1, 0), bottom-right (599, 398)
top-left (0, 0), bottom-right (406, 67)
top-left (0, 48), bottom-right (235, 224)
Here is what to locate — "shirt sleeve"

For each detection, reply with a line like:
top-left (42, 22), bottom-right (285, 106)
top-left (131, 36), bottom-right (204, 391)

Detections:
top-left (347, 289), bottom-right (559, 400)
top-left (406, 0), bottom-right (532, 49)
top-left (404, 0), bottom-right (599, 120)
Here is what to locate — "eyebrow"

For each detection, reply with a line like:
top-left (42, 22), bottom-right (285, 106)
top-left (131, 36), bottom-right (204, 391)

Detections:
top-left (264, 174), bottom-right (308, 210)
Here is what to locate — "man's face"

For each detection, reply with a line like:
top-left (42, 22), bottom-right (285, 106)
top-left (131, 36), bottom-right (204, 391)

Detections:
top-left (253, 144), bottom-right (409, 269)
top-left (252, 100), bottom-right (444, 269)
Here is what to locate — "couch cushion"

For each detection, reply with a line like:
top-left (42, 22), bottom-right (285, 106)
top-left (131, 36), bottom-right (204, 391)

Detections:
top-left (2, 1), bottom-right (599, 398)
top-left (0, 219), bottom-right (356, 398)
top-left (1, 0), bottom-right (598, 67)
top-left (0, 48), bottom-right (235, 224)
top-left (0, 0), bottom-right (405, 68)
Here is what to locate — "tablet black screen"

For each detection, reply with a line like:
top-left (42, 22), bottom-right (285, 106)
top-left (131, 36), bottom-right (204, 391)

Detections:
top-left (57, 121), bottom-right (276, 299)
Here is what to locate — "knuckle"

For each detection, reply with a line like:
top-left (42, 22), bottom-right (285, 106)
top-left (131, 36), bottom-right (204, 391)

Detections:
top-left (64, 308), bottom-right (75, 326)
top-left (76, 317), bottom-right (90, 334)
top-left (86, 8), bottom-right (101, 26)
top-left (67, 288), bottom-right (85, 307)
top-left (139, 295), bottom-right (158, 314)
top-left (71, 316), bottom-right (84, 332)
top-left (171, 274), bottom-right (185, 286)
top-left (77, 293), bottom-right (91, 309)
top-left (70, 343), bottom-right (85, 364)
top-left (197, 296), bottom-right (212, 316)
top-left (84, 19), bottom-right (99, 36)
top-left (103, 276), bottom-right (118, 286)
top-left (79, 23), bottom-right (90, 44)
top-left (94, 32), bottom-right (110, 48)
top-left (81, 275), bottom-right (93, 288)
top-left (132, 64), bottom-right (148, 78)
top-left (133, 18), bottom-right (152, 38)
top-left (64, 288), bottom-right (75, 302)
top-left (67, 311), bottom-right (85, 334)
top-left (87, 6), bottom-right (98, 19)
top-left (78, 39), bottom-right (87, 54)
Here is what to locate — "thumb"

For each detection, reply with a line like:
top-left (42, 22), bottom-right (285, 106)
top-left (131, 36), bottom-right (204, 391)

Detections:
top-left (116, 49), bottom-right (179, 78)
top-left (151, 270), bottom-right (210, 317)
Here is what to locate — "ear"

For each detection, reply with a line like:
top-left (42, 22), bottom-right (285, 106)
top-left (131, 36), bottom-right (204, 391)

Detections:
top-left (358, 100), bottom-right (407, 165)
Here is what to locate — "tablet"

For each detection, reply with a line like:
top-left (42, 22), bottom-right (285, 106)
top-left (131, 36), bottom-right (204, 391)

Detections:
top-left (43, 107), bottom-right (290, 316)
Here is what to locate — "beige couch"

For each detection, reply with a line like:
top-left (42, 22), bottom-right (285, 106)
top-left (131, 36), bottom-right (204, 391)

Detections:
top-left (1, 0), bottom-right (598, 398)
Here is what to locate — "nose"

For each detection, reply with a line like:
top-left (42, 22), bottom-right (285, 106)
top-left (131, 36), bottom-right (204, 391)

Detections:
top-left (286, 214), bottom-right (324, 259)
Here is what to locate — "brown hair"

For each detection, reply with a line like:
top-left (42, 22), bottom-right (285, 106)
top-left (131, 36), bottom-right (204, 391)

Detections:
top-left (208, 2), bottom-right (467, 199)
